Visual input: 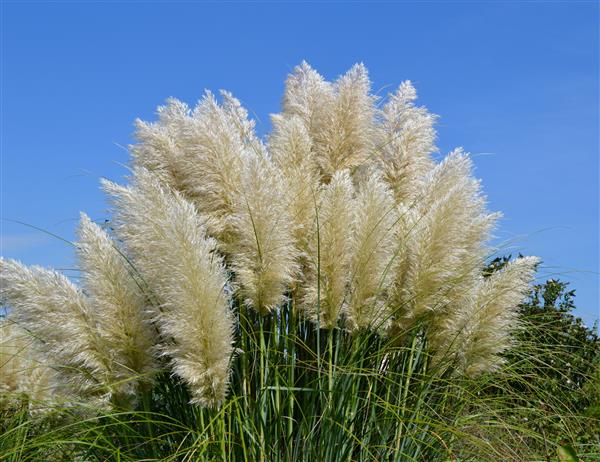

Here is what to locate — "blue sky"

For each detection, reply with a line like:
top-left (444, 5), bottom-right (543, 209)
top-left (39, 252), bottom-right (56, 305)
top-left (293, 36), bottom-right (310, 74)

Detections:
top-left (2, 1), bottom-right (598, 326)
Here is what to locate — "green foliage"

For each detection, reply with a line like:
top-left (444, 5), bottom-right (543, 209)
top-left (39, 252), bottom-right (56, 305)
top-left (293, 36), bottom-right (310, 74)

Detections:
top-left (478, 256), bottom-right (600, 459)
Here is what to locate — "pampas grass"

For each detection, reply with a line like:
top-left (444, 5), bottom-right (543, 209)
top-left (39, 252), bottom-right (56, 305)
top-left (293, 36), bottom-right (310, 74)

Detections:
top-left (76, 213), bottom-right (156, 404)
top-left (302, 170), bottom-right (355, 327)
top-left (0, 320), bottom-right (58, 410)
top-left (0, 62), bottom-right (564, 461)
top-left (0, 258), bottom-right (108, 397)
top-left (347, 171), bottom-right (398, 332)
top-left (103, 168), bottom-right (234, 406)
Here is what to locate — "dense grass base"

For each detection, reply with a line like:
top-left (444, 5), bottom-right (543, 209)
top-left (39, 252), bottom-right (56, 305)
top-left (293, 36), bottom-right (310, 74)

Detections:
top-left (1, 300), bottom-right (597, 461)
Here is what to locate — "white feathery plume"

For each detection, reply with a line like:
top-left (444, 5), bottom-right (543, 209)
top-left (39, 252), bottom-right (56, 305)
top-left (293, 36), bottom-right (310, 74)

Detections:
top-left (132, 91), bottom-right (248, 239)
top-left (226, 154), bottom-right (299, 313)
top-left (347, 172), bottom-right (399, 332)
top-left (269, 114), bottom-right (320, 261)
top-left (378, 81), bottom-right (437, 203)
top-left (281, 62), bottom-right (377, 181)
top-left (102, 169), bottom-right (234, 406)
top-left (131, 98), bottom-right (192, 190)
top-left (440, 257), bottom-right (539, 376)
top-left (0, 319), bottom-right (59, 409)
top-left (313, 64), bottom-right (376, 179)
top-left (391, 149), bottom-right (500, 334)
top-left (0, 258), bottom-right (108, 395)
top-left (184, 90), bottom-right (265, 237)
top-left (270, 114), bottom-right (315, 172)
top-left (133, 92), bottom-right (298, 314)
top-left (282, 61), bottom-right (335, 145)
top-left (302, 170), bottom-right (355, 328)
top-left (76, 213), bottom-right (157, 401)
top-left (192, 94), bottom-right (300, 314)
top-left (418, 149), bottom-right (500, 267)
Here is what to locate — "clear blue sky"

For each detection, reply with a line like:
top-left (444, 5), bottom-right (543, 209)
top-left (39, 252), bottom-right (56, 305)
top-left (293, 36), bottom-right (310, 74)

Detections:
top-left (2, 2), bottom-right (598, 326)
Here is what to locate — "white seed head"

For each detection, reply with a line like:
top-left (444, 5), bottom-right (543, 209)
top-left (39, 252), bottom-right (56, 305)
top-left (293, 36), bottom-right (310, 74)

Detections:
top-left (377, 80), bottom-right (437, 203)
top-left (0, 319), bottom-right (59, 410)
top-left (302, 170), bottom-right (355, 328)
top-left (103, 169), bottom-right (235, 406)
top-left (0, 257), bottom-right (112, 395)
top-left (347, 172), bottom-right (399, 332)
top-left (77, 213), bottom-right (158, 401)
top-left (438, 257), bottom-right (540, 376)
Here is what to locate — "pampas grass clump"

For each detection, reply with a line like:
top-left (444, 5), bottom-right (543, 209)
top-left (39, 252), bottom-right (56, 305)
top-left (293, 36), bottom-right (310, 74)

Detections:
top-left (0, 63), bottom-right (546, 461)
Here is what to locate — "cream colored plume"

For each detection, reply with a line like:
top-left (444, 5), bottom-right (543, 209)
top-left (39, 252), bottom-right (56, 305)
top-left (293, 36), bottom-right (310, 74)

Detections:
top-left (440, 257), bottom-right (539, 376)
top-left (76, 213), bottom-right (157, 402)
top-left (1, 319), bottom-right (59, 410)
top-left (226, 155), bottom-right (299, 313)
top-left (281, 62), bottom-right (376, 181)
top-left (302, 170), bottom-right (355, 328)
top-left (132, 93), bottom-right (244, 238)
top-left (391, 149), bottom-right (500, 335)
top-left (316, 63), bottom-right (376, 179)
top-left (377, 80), bottom-right (437, 203)
top-left (347, 172), bottom-right (399, 332)
top-left (131, 98), bottom-right (195, 192)
top-left (103, 169), bottom-right (234, 406)
top-left (133, 91), bottom-right (298, 314)
top-left (0, 258), bottom-right (108, 395)
top-left (269, 114), bottom-right (320, 255)
top-left (282, 61), bottom-right (334, 148)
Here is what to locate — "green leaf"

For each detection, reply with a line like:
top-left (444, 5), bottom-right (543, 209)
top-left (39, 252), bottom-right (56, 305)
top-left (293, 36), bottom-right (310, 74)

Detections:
top-left (557, 444), bottom-right (579, 462)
